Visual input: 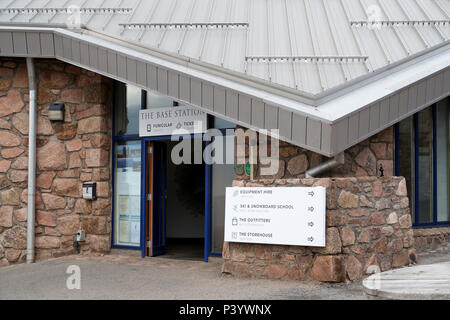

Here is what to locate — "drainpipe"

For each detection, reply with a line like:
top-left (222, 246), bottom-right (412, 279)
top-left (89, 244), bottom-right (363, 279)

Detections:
top-left (26, 58), bottom-right (36, 264)
top-left (305, 153), bottom-right (345, 178)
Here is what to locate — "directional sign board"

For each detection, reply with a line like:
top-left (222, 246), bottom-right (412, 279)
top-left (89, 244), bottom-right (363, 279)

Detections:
top-left (224, 187), bottom-right (326, 247)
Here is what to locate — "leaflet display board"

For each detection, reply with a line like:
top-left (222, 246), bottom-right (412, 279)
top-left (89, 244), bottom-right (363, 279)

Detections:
top-left (139, 105), bottom-right (207, 137)
top-left (224, 187), bottom-right (326, 247)
top-left (114, 141), bottom-right (141, 247)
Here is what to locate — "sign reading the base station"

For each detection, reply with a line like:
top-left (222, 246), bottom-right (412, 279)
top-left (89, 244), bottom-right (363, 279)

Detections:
top-left (224, 187), bottom-right (326, 247)
top-left (139, 106), bottom-right (207, 137)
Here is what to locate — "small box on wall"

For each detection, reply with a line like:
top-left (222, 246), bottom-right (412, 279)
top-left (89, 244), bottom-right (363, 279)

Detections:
top-left (48, 103), bottom-right (65, 121)
top-left (82, 182), bottom-right (97, 200)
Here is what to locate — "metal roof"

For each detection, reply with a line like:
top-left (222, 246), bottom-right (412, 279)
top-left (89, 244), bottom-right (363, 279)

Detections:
top-left (0, 0), bottom-right (449, 156)
top-left (1, 0), bottom-right (449, 96)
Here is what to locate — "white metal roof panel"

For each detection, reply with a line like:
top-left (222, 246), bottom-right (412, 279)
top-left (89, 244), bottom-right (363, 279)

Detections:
top-left (0, 1), bottom-right (449, 156)
top-left (1, 0), bottom-right (448, 97)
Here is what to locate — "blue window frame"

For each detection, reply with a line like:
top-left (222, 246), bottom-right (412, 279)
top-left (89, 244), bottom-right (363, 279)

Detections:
top-left (111, 83), bottom-right (145, 249)
top-left (395, 103), bottom-right (450, 227)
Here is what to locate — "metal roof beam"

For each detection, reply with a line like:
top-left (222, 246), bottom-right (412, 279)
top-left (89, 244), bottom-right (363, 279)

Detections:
top-left (351, 20), bottom-right (450, 27)
top-left (245, 56), bottom-right (369, 63)
top-left (119, 22), bottom-right (249, 30)
top-left (1, 7), bottom-right (133, 14)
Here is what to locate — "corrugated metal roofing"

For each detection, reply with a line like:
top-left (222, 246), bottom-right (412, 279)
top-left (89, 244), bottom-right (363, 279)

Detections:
top-left (0, 0), bottom-right (449, 96)
top-left (0, 1), bottom-right (448, 156)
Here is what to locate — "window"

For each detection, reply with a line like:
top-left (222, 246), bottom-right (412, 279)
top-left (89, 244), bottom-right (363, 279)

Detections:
top-left (114, 140), bottom-right (141, 246)
top-left (115, 83), bottom-right (142, 136)
top-left (416, 108), bottom-right (433, 223)
top-left (397, 117), bottom-right (414, 218)
top-left (396, 99), bottom-right (450, 226)
top-left (210, 134), bottom-right (235, 253)
top-left (209, 116), bottom-right (236, 253)
top-left (113, 82), bottom-right (146, 247)
top-left (213, 116), bottom-right (237, 129)
top-left (436, 102), bottom-right (450, 222)
top-left (146, 91), bottom-right (177, 109)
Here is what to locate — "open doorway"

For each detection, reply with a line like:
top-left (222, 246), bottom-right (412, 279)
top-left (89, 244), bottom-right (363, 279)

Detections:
top-left (145, 139), bottom-right (205, 261)
top-left (164, 140), bottom-right (205, 260)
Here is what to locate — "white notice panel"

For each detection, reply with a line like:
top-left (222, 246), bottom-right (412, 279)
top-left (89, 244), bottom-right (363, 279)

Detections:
top-left (139, 106), bottom-right (207, 137)
top-left (224, 187), bottom-right (326, 247)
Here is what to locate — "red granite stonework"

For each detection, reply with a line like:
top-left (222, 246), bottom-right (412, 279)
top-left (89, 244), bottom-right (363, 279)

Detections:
top-left (0, 58), bottom-right (112, 265)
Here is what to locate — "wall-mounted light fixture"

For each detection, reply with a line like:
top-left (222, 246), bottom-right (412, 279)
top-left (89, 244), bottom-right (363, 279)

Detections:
top-left (48, 103), bottom-right (65, 121)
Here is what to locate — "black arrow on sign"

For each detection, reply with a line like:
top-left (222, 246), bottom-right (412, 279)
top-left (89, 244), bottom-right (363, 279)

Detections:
top-left (308, 222), bottom-right (314, 227)
top-left (308, 206), bottom-right (314, 212)
top-left (307, 236), bottom-right (314, 242)
top-left (308, 191), bottom-right (315, 197)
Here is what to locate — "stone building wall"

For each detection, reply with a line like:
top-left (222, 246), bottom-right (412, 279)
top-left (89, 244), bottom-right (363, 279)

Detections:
top-left (222, 177), bottom-right (416, 282)
top-left (0, 58), bottom-right (113, 265)
top-left (235, 126), bottom-right (394, 180)
top-left (414, 227), bottom-right (450, 253)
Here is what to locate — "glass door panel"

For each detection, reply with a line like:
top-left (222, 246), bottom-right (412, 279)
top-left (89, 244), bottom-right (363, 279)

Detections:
top-left (436, 101), bottom-right (450, 222)
top-left (114, 140), bottom-right (142, 247)
top-left (398, 117), bottom-right (415, 221)
top-left (417, 109), bottom-right (433, 223)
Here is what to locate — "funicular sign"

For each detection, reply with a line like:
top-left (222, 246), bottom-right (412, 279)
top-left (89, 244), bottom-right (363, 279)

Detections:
top-left (139, 106), bottom-right (207, 137)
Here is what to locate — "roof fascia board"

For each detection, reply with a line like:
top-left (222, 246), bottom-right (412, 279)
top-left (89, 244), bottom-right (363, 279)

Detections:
top-left (0, 26), bottom-right (336, 156)
top-left (78, 27), bottom-right (450, 112)
top-left (1, 23), bottom-right (449, 114)
top-left (0, 25), bottom-right (326, 118)
top-left (78, 27), bottom-right (450, 124)
top-left (1, 25), bottom-right (449, 123)
top-left (314, 40), bottom-right (450, 105)
top-left (319, 45), bottom-right (450, 122)
top-left (55, 27), bottom-right (329, 120)
top-left (82, 27), bottom-right (318, 104)
top-left (1, 26), bottom-right (449, 158)
top-left (0, 24), bottom-right (317, 105)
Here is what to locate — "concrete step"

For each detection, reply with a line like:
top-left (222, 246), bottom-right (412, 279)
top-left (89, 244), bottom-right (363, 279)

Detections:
top-left (363, 262), bottom-right (450, 300)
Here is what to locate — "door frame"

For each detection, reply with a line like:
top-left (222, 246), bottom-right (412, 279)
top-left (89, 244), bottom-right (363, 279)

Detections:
top-left (111, 135), bottom-right (142, 250)
top-left (140, 134), bottom-right (212, 261)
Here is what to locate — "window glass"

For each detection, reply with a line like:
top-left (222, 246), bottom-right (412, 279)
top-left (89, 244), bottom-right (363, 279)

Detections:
top-left (213, 116), bottom-right (237, 129)
top-left (114, 140), bottom-right (141, 247)
top-left (146, 91), bottom-right (175, 109)
top-left (211, 135), bottom-right (235, 253)
top-left (436, 101), bottom-right (450, 222)
top-left (398, 117), bottom-right (415, 221)
top-left (115, 83), bottom-right (141, 136)
top-left (417, 108), bottom-right (433, 223)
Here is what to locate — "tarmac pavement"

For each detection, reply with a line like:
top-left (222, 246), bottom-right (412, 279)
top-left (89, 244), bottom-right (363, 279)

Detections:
top-left (0, 249), bottom-right (449, 300)
top-left (363, 249), bottom-right (450, 300)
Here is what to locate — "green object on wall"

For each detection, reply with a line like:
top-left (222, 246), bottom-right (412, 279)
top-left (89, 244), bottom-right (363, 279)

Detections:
top-left (245, 162), bottom-right (251, 176)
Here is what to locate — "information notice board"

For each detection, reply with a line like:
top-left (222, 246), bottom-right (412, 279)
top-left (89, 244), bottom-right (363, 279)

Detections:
top-left (224, 187), bottom-right (326, 247)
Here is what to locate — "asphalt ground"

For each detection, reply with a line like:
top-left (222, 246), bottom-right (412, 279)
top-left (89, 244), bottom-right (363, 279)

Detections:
top-left (0, 248), bottom-right (449, 300)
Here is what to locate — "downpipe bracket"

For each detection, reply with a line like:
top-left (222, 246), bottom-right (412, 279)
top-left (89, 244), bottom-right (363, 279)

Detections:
top-left (305, 152), bottom-right (345, 178)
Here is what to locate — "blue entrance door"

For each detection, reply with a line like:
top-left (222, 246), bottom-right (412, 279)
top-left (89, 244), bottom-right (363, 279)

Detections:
top-left (152, 142), bottom-right (167, 256)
